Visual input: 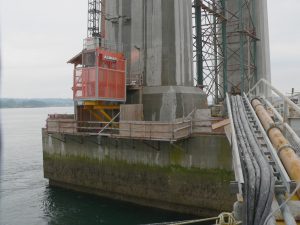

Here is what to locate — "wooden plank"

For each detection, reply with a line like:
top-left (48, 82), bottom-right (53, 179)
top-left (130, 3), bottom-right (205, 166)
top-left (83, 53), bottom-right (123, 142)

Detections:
top-left (120, 104), bottom-right (143, 121)
top-left (212, 119), bottom-right (230, 130)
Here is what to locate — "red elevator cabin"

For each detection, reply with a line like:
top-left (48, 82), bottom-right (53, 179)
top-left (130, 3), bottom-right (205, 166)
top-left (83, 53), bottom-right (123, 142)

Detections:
top-left (72, 48), bottom-right (126, 102)
top-left (68, 37), bottom-right (127, 127)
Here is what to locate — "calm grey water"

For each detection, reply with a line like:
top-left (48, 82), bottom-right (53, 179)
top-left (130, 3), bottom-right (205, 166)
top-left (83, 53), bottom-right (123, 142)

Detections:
top-left (0, 107), bottom-right (199, 225)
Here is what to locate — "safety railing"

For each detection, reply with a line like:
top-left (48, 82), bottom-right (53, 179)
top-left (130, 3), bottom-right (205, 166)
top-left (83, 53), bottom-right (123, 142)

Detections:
top-left (126, 73), bottom-right (143, 87)
top-left (46, 116), bottom-right (194, 142)
top-left (46, 112), bottom-right (228, 140)
top-left (248, 78), bottom-right (300, 122)
top-left (83, 39), bottom-right (124, 52)
top-left (248, 79), bottom-right (300, 184)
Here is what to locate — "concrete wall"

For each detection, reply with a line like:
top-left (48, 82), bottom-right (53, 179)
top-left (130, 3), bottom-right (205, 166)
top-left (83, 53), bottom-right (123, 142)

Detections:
top-left (255, 0), bottom-right (272, 85)
top-left (43, 130), bottom-right (235, 217)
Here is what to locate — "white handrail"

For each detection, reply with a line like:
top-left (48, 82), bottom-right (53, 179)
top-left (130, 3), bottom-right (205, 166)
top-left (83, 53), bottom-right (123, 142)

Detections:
top-left (98, 112), bottom-right (120, 134)
top-left (264, 98), bottom-right (300, 149)
top-left (226, 93), bottom-right (244, 194)
top-left (248, 79), bottom-right (300, 116)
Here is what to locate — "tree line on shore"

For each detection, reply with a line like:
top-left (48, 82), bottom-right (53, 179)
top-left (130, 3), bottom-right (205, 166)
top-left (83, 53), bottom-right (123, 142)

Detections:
top-left (0, 98), bottom-right (73, 108)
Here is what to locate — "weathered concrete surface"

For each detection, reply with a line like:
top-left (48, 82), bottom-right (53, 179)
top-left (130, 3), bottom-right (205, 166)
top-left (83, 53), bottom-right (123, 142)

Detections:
top-left (43, 129), bottom-right (235, 217)
top-left (105, 0), bottom-right (194, 86)
top-left (104, 0), bottom-right (207, 121)
top-left (142, 86), bottom-right (207, 121)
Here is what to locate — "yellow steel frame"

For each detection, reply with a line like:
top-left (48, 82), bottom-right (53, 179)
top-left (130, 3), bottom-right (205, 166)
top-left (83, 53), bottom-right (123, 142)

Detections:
top-left (83, 101), bottom-right (120, 122)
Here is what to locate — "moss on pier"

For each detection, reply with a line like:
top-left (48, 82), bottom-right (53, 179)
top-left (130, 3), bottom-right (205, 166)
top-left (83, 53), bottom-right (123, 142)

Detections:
top-left (44, 152), bottom-right (233, 184)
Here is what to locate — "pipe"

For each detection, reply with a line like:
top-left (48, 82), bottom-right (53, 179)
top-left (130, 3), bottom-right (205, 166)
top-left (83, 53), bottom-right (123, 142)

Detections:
top-left (251, 98), bottom-right (300, 197)
top-left (264, 98), bottom-right (300, 151)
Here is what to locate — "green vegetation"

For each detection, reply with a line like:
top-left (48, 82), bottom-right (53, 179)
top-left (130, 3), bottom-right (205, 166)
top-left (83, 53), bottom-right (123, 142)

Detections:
top-left (0, 98), bottom-right (73, 108)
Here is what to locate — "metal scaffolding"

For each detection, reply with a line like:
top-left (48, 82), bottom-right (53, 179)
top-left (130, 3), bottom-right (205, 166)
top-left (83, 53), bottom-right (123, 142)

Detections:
top-left (87, 0), bottom-right (106, 38)
top-left (87, 0), bottom-right (101, 38)
top-left (193, 0), bottom-right (258, 104)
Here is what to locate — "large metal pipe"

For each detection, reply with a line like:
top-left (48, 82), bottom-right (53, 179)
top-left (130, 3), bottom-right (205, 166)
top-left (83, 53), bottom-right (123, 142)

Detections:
top-left (251, 98), bottom-right (300, 197)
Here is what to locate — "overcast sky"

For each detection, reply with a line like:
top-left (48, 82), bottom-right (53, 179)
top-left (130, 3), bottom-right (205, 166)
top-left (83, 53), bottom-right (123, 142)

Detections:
top-left (1, 0), bottom-right (300, 98)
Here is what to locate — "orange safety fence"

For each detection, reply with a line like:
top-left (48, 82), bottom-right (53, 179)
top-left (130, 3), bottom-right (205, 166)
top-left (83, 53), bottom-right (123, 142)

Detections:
top-left (74, 67), bottom-right (126, 101)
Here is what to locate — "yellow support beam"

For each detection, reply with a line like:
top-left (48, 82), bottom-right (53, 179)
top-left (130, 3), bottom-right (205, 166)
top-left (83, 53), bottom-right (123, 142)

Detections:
top-left (94, 105), bottom-right (120, 110)
top-left (84, 105), bottom-right (119, 110)
top-left (90, 110), bottom-right (104, 121)
top-left (83, 101), bottom-right (100, 106)
top-left (89, 109), bottom-right (113, 122)
top-left (99, 109), bottom-right (112, 121)
top-left (83, 101), bottom-right (119, 123)
top-left (82, 101), bottom-right (120, 110)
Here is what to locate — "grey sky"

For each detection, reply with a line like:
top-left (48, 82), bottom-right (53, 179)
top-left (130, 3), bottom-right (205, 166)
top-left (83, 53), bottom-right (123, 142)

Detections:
top-left (1, 0), bottom-right (300, 98)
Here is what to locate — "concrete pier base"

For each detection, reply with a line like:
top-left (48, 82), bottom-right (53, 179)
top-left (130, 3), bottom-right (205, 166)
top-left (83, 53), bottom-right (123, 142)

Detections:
top-left (143, 86), bottom-right (207, 121)
top-left (42, 129), bottom-right (235, 217)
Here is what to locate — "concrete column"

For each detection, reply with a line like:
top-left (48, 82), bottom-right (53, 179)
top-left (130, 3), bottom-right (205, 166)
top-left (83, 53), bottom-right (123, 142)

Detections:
top-left (256, 0), bottom-right (272, 96)
top-left (104, 0), bottom-right (207, 121)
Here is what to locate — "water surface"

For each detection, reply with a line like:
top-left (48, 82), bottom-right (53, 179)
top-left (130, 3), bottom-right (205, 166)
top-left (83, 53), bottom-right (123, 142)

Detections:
top-left (0, 107), bottom-right (201, 225)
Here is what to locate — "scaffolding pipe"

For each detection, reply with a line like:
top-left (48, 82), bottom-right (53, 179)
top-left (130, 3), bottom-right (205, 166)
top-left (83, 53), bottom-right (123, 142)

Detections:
top-left (195, 0), bottom-right (203, 86)
top-left (251, 98), bottom-right (300, 197)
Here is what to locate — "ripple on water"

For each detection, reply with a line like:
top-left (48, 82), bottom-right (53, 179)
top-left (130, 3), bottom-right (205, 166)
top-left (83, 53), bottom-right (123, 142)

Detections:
top-left (0, 108), bottom-right (206, 225)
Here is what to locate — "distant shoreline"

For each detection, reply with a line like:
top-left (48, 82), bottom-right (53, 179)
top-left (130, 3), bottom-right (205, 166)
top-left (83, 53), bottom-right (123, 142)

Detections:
top-left (0, 105), bottom-right (73, 109)
top-left (0, 98), bottom-right (73, 109)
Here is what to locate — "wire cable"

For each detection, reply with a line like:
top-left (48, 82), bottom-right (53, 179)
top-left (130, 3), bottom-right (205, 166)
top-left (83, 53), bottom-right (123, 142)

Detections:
top-left (263, 180), bottom-right (300, 225)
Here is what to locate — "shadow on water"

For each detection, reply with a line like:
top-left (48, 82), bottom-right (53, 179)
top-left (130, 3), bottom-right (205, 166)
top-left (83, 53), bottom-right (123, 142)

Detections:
top-left (42, 185), bottom-right (212, 225)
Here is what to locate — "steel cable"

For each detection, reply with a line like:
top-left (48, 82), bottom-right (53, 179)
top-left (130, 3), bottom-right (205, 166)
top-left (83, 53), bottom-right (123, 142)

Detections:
top-left (231, 96), bottom-right (257, 225)
top-left (231, 95), bottom-right (274, 225)
top-left (237, 96), bottom-right (274, 225)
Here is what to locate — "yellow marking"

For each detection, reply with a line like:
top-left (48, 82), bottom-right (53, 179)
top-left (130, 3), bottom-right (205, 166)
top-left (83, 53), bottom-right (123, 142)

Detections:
top-left (290, 195), bottom-right (300, 201)
top-left (276, 222), bottom-right (300, 225)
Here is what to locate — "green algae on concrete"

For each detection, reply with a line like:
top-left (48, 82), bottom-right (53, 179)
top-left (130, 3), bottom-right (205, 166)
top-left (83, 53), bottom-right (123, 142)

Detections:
top-left (44, 152), bottom-right (233, 181)
top-left (42, 130), bottom-right (235, 217)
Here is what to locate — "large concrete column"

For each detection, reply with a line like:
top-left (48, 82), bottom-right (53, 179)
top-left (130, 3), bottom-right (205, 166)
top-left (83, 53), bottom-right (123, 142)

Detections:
top-left (104, 0), bottom-right (207, 121)
top-left (256, 0), bottom-right (272, 86)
